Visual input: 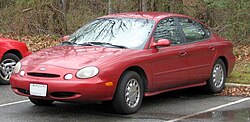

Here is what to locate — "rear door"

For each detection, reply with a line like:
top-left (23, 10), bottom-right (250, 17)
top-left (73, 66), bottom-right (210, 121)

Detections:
top-left (177, 18), bottom-right (216, 84)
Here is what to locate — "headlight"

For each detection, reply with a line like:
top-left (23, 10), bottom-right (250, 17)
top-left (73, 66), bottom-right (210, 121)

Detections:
top-left (14, 62), bottom-right (21, 74)
top-left (76, 66), bottom-right (99, 79)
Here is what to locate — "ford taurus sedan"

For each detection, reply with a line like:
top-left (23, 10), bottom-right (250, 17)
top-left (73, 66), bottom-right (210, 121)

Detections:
top-left (0, 38), bottom-right (31, 84)
top-left (10, 12), bottom-right (235, 114)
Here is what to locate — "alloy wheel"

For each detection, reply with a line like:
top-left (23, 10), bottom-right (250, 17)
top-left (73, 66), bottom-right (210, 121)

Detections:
top-left (0, 59), bottom-right (16, 81)
top-left (212, 64), bottom-right (224, 88)
top-left (125, 78), bottom-right (140, 108)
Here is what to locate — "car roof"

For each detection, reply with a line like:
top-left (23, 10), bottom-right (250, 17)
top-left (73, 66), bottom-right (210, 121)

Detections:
top-left (101, 12), bottom-right (191, 21)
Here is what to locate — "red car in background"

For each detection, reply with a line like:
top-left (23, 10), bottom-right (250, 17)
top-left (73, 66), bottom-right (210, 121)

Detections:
top-left (0, 38), bottom-right (31, 84)
top-left (10, 12), bottom-right (235, 114)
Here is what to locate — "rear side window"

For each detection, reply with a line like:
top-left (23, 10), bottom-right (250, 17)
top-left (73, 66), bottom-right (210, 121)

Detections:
top-left (178, 18), bottom-right (210, 43)
top-left (153, 18), bottom-right (182, 45)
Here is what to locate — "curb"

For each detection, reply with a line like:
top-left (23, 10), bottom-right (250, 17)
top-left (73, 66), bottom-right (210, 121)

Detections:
top-left (225, 83), bottom-right (250, 87)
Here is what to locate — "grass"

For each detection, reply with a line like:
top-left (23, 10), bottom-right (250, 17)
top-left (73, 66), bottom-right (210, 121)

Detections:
top-left (227, 63), bottom-right (250, 84)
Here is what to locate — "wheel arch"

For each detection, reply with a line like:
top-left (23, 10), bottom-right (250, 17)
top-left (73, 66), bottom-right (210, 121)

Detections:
top-left (121, 66), bottom-right (149, 92)
top-left (217, 56), bottom-right (229, 76)
top-left (3, 49), bottom-right (23, 59)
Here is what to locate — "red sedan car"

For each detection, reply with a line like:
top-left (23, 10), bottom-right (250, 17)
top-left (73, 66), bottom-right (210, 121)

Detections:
top-left (10, 12), bottom-right (235, 114)
top-left (0, 38), bottom-right (31, 84)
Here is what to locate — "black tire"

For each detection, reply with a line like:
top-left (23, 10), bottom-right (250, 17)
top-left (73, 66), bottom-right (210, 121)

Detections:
top-left (29, 97), bottom-right (54, 106)
top-left (206, 59), bottom-right (226, 93)
top-left (112, 71), bottom-right (144, 114)
top-left (0, 53), bottom-right (20, 85)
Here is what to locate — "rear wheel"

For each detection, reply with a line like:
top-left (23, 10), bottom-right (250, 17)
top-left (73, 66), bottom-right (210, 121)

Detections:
top-left (0, 53), bottom-right (20, 85)
top-left (29, 97), bottom-right (54, 106)
top-left (206, 59), bottom-right (226, 93)
top-left (112, 71), bottom-right (144, 114)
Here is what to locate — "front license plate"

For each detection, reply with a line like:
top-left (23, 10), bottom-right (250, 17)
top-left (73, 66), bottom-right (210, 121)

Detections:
top-left (30, 83), bottom-right (47, 97)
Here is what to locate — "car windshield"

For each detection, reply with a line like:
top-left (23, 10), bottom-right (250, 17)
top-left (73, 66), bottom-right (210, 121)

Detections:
top-left (66, 18), bottom-right (154, 49)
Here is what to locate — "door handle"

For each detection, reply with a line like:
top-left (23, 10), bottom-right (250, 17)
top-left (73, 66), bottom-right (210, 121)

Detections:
top-left (179, 51), bottom-right (187, 57)
top-left (209, 46), bottom-right (215, 50)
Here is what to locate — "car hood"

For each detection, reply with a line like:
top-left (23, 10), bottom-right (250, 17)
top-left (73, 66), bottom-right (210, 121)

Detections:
top-left (21, 46), bottom-right (131, 69)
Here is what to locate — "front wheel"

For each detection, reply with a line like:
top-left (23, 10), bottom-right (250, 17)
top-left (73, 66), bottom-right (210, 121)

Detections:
top-left (0, 53), bottom-right (20, 85)
top-left (112, 71), bottom-right (144, 114)
top-left (206, 59), bottom-right (226, 93)
top-left (29, 97), bottom-right (54, 106)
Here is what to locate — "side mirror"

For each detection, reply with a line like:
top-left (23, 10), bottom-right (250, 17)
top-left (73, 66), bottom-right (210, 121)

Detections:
top-left (151, 39), bottom-right (171, 48)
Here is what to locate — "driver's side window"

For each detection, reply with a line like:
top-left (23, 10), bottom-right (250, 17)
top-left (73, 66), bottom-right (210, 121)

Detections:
top-left (153, 18), bottom-right (182, 45)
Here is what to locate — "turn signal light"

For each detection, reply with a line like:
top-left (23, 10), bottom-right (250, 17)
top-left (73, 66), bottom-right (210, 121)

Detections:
top-left (105, 82), bottom-right (113, 87)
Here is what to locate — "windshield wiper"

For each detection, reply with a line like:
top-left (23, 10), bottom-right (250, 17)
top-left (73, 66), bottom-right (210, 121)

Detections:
top-left (76, 42), bottom-right (94, 46)
top-left (88, 42), bottom-right (128, 49)
top-left (60, 41), bottom-right (74, 46)
top-left (61, 41), bottom-right (127, 49)
top-left (60, 41), bottom-right (93, 46)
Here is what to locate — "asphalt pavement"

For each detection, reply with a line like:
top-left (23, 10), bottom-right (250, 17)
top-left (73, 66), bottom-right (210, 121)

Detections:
top-left (1, 85), bottom-right (250, 122)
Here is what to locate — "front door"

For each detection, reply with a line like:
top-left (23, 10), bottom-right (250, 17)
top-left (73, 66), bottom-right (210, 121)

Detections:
top-left (150, 18), bottom-right (188, 91)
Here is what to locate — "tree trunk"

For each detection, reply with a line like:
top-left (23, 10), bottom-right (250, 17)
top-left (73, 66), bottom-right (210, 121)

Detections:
top-left (142, 0), bottom-right (147, 12)
top-left (60, 0), bottom-right (69, 34)
top-left (108, 0), bottom-right (113, 14)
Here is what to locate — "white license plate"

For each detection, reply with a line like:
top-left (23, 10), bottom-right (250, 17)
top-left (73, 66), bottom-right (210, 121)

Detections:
top-left (30, 83), bottom-right (47, 97)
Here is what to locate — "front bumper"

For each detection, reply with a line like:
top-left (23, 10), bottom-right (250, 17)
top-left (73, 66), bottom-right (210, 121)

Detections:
top-left (10, 74), bottom-right (116, 102)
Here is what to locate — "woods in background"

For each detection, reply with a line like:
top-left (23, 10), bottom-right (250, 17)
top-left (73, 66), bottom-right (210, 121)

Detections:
top-left (0, 0), bottom-right (249, 43)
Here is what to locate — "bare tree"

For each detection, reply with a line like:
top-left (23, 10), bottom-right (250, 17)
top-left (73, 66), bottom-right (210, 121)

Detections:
top-left (60, 0), bottom-right (69, 34)
top-left (108, 0), bottom-right (113, 14)
top-left (142, 0), bottom-right (148, 12)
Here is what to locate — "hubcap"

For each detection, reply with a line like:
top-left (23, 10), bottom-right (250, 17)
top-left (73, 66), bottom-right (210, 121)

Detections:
top-left (0, 59), bottom-right (16, 81)
top-left (212, 64), bottom-right (224, 88)
top-left (125, 79), bottom-right (140, 108)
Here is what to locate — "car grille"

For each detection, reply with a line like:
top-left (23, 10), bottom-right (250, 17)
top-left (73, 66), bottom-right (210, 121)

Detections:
top-left (27, 72), bottom-right (60, 78)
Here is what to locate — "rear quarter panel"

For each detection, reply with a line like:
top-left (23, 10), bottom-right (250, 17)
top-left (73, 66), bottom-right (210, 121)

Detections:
top-left (221, 41), bottom-right (235, 75)
top-left (10, 41), bottom-right (31, 57)
top-left (0, 41), bottom-right (13, 59)
top-left (0, 39), bottom-right (31, 60)
top-left (210, 35), bottom-right (235, 76)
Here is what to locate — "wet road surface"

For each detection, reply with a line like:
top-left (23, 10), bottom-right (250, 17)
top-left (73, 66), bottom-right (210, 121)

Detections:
top-left (1, 85), bottom-right (250, 122)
